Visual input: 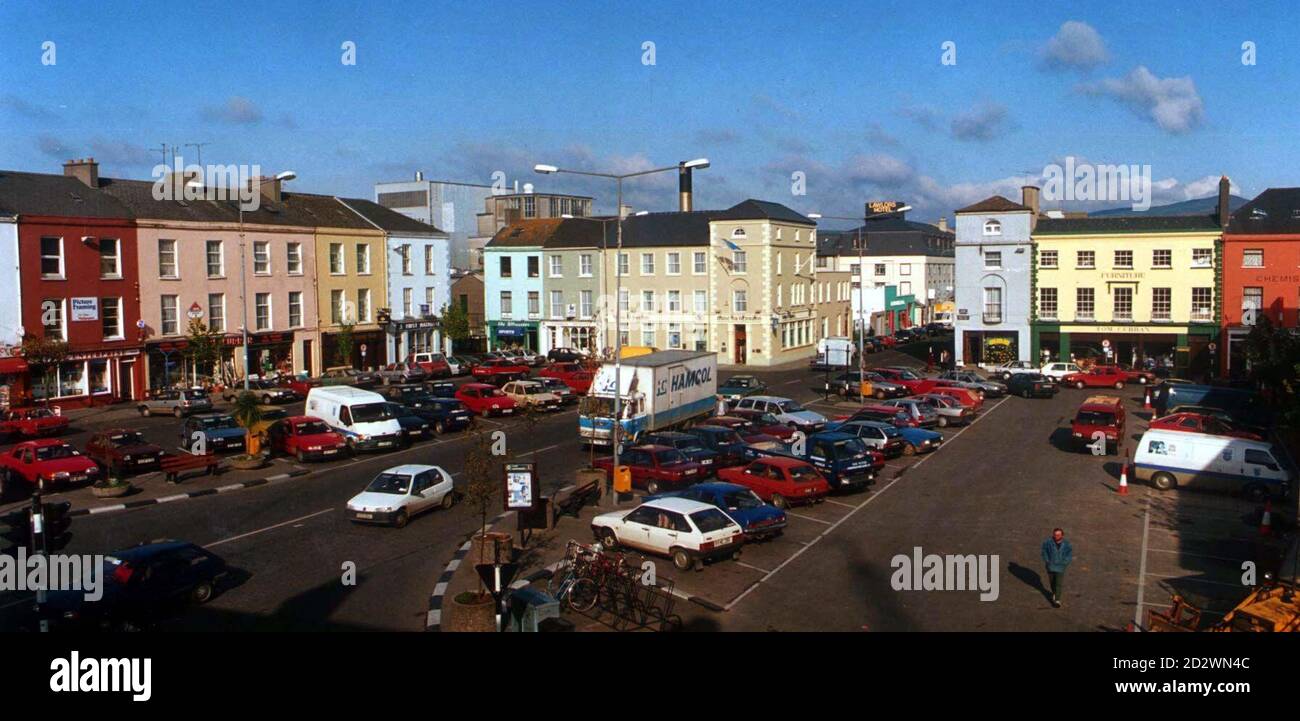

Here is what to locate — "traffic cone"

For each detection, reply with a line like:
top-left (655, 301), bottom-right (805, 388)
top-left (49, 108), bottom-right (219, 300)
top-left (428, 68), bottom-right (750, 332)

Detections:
top-left (1259, 500), bottom-right (1273, 537)
top-left (1143, 386), bottom-right (1152, 410)
top-left (1118, 462), bottom-right (1129, 495)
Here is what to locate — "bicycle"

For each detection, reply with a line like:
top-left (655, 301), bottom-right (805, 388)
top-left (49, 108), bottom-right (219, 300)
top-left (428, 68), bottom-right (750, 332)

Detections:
top-left (547, 541), bottom-right (600, 612)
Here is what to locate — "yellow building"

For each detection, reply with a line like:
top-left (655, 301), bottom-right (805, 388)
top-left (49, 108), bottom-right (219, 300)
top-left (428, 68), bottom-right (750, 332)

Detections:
top-left (1031, 213), bottom-right (1224, 376)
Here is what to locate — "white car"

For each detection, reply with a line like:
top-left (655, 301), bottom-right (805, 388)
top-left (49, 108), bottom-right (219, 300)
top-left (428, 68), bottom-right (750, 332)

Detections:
top-left (444, 357), bottom-right (462, 375)
top-left (346, 464), bottom-right (455, 528)
top-left (1039, 361), bottom-right (1083, 380)
top-left (590, 497), bottom-right (745, 571)
top-left (733, 395), bottom-right (827, 432)
top-left (991, 360), bottom-right (1038, 381)
top-left (501, 380), bottom-right (562, 411)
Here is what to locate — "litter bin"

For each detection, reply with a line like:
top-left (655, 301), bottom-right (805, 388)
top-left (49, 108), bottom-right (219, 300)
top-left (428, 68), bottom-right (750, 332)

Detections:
top-left (537, 617), bottom-right (575, 633)
top-left (505, 586), bottom-right (559, 632)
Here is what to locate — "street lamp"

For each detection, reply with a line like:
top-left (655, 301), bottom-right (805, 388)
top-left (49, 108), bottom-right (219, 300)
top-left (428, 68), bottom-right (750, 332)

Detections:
top-left (807, 206), bottom-right (911, 404)
top-left (536, 159), bottom-right (710, 506)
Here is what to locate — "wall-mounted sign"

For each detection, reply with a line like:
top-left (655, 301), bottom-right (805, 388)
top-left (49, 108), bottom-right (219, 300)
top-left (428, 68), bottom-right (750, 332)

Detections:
top-left (504, 462), bottom-right (537, 511)
top-left (70, 297), bottom-right (99, 322)
top-left (187, 302), bottom-right (204, 320)
top-left (866, 200), bottom-right (905, 216)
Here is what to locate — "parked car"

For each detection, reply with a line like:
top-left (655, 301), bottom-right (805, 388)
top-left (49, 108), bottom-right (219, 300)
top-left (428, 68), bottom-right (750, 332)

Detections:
top-left (922, 322), bottom-right (947, 336)
top-left (1039, 361), bottom-right (1083, 380)
top-left (894, 426), bottom-right (943, 455)
top-left (724, 409), bottom-right (798, 443)
top-left (1007, 372), bottom-right (1059, 398)
top-left (592, 444), bottom-right (704, 495)
top-left (823, 420), bottom-right (908, 458)
top-left (643, 431), bottom-right (720, 473)
top-left (538, 362), bottom-right (594, 394)
top-left (346, 464), bottom-right (456, 527)
top-left (471, 358), bottom-right (531, 384)
top-left (841, 403), bottom-right (921, 428)
top-left (449, 356), bottom-right (477, 376)
top-left (590, 497), bottom-right (744, 571)
top-left (377, 361), bottom-right (430, 385)
top-left (879, 398), bottom-right (941, 428)
top-left (533, 376), bottom-right (576, 404)
top-left (405, 352), bottom-right (452, 378)
top-left (84, 429), bottom-right (165, 475)
top-left (716, 456), bottom-right (831, 508)
top-left (991, 360), bottom-right (1039, 381)
top-left (936, 370), bottom-right (1006, 397)
top-left (684, 425), bottom-right (753, 467)
top-left (221, 379), bottom-right (300, 404)
top-left (421, 399), bottom-right (475, 434)
top-left (1134, 429), bottom-right (1292, 500)
top-left (501, 379), bottom-right (563, 412)
top-left (1061, 366), bottom-right (1128, 390)
top-left (179, 413), bottom-right (246, 454)
top-left (0, 439), bottom-right (100, 498)
top-left (746, 431), bottom-right (880, 491)
top-left (319, 366), bottom-right (381, 388)
top-left (732, 395), bottom-right (827, 432)
top-left (825, 371), bottom-right (907, 400)
top-left (1070, 395), bottom-right (1126, 454)
top-left (454, 383), bottom-right (518, 417)
top-left (384, 403), bottom-right (433, 445)
top-left (1149, 412), bottom-right (1264, 441)
top-left (138, 388), bottom-right (212, 418)
top-left (718, 375), bottom-right (767, 402)
top-left (893, 328), bottom-right (919, 343)
top-left (871, 367), bottom-right (931, 393)
top-left (1093, 363), bottom-right (1156, 386)
top-left (546, 347), bottom-right (587, 363)
top-left (265, 416), bottom-right (347, 462)
top-left (913, 393), bottom-right (973, 427)
top-left (1, 406), bottom-right (70, 438)
top-left (279, 373), bottom-right (321, 397)
top-left (648, 482), bottom-right (786, 540)
top-left (927, 385), bottom-right (984, 411)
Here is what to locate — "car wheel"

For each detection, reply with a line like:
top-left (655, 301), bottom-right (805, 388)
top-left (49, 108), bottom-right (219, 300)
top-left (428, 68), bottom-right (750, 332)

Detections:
top-left (295, 449), bottom-right (305, 463)
top-left (672, 548), bottom-right (694, 571)
top-left (262, 394), bottom-right (273, 404)
top-left (173, 406), bottom-right (184, 418)
top-left (1021, 389), bottom-right (1032, 398)
top-left (441, 492), bottom-right (455, 510)
top-left (902, 443), bottom-right (917, 457)
top-left (347, 438), bottom-right (358, 454)
top-left (875, 391), bottom-right (886, 400)
top-left (392, 509), bottom-right (409, 529)
top-left (1242, 483), bottom-right (1268, 503)
top-left (646, 480), bottom-right (661, 496)
top-left (1075, 381), bottom-right (1085, 390)
top-left (937, 416), bottom-right (948, 428)
top-left (1151, 472), bottom-right (1176, 491)
top-left (0, 470), bottom-right (8, 502)
top-left (600, 528), bottom-right (619, 550)
top-left (1114, 382), bottom-right (1125, 390)
top-left (191, 581), bottom-right (214, 605)
top-left (771, 493), bottom-right (787, 510)
top-left (434, 421), bottom-right (446, 434)
top-left (138, 406), bottom-right (150, 417)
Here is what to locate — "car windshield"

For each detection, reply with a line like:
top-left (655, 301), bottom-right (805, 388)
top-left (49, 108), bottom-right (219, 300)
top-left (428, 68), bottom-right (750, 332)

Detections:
top-left (653, 449), bottom-right (688, 465)
top-left (729, 377), bottom-right (755, 388)
top-left (108, 432), bottom-right (145, 447)
top-left (436, 401), bottom-right (467, 412)
top-left (351, 403), bottom-right (394, 423)
top-left (296, 420), bottom-right (332, 435)
top-left (723, 491), bottom-right (763, 510)
top-left (896, 370), bottom-right (920, 380)
top-left (1076, 411), bottom-right (1117, 426)
top-left (35, 444), bottom-right (77, 460)
top-left (831, 439), bottom-right (868, 457)
top-left (365, 473), bottom-right (412, 494)
top-left (182, 390), bottom-right (208, 400)
top-left (774, 400), bottom-right (804, 413)
top-left (789, 464), bottom-right (820, 482)
top-left (690, 508), bottom-right (735, 533)
top-left (383, 403), bottom-right (411, 417)
top-left (200, 416), bottom-right (238, 430)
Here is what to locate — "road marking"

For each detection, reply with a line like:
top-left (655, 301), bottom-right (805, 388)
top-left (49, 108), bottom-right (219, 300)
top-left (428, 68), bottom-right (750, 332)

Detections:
top-left (785, 511), bottom-right (832, 525)
top-left (1134, 508), bottom-right (1150, 628)
top-left (1145, 573), bottom-right (1244, 589)
top-left (824, 499), bottom-right (856, 509)
top-left (735, 561), bottom-right (772, 573)
top-left (1143, 548), bottom-right (1250, 564)
top-left (155, 494), bottom-right (190, 504)
top-left (207, 508), bottom-right (334, 548)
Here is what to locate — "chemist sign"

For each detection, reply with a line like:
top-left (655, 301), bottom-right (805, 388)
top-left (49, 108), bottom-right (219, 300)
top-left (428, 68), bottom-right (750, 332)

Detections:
top-left (70, 297), bottom-right (99, 322)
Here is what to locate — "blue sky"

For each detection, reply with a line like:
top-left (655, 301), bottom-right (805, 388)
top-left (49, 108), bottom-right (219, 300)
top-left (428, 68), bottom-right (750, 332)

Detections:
top-left (3, 0), bottom-right (1298, 226)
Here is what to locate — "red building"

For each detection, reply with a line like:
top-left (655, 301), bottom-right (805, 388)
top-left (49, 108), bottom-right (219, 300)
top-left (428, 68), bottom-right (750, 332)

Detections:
top-left (1221, 187), bottom-right (1300, 377)
top-left (0, 160), bottom-right (145, 407)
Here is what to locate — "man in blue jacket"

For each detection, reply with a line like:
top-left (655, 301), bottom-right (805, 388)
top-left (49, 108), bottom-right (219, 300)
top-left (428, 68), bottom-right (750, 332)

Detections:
top-left (1040, 528), bottom-right (1073, 608)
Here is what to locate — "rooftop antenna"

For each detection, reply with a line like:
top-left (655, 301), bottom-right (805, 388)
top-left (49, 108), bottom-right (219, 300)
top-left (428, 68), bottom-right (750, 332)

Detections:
top-left (184, 142), bottom-right (211, 168)
top-left (157, 143), bottom-right (169, 167)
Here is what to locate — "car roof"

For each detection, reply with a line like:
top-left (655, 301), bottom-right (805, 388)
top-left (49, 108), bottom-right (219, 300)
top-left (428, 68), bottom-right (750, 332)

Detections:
top-left (687, 482), bottom-right (750, 494)
top-left (629, 444), bottom-right (673, 453)
top-left (744, 395), bottom-right (790, 403)
top-left (381, 464), bottom-right (440, 476)
top-left (813, 431), bottom-right (855, 442)
top-left (752, 455), bottom-right (813, 468)
top-left (307, 386), bottom-right (385, 401)
top-left (22, 438), bottom-right (69, 447)
top-left (646, 431), bottom-right (692, 439)
top-left (1080, 395), bottom-right (1124, 409)
top-left (639, 497), bottom-right (719, 514)
top-left (459, 382), bottom-right (497, 390)
top-left (111, 540), bottom-right (203, 562)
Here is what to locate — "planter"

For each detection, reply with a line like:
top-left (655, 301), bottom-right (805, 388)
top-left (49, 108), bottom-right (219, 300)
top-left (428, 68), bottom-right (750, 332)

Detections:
top-left (472, 531), bottom-right (515, 565)
top-left (446, 591), bottom-right (497, 632)
top-left (91, 482), bottom-right (132, 498)
top-left (228, 453), bottom-right (268, 471)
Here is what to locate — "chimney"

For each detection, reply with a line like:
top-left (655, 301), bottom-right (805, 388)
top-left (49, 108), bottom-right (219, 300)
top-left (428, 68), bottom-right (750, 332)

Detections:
top-left (63, 157), bottom-right (99, 188)
top-left (1218, 175), bottom-right (1231, 228)
top-left (251, 176), bottom-right (282, 204)
top-left (936, 216), bottom-right (948, 233)
top-left (1021, 185), bottom-right (1041, 230)
top-left (619, 204), bottom-right (634, 219)
top-left (415, 170), bottom-right (424, 182)
top-left (678, 163), bottom-right (693, 212)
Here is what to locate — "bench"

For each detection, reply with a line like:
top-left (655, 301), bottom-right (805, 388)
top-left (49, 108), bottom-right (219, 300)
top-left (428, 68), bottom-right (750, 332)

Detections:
top-left (554, 478), bottom-right (601, 520)
top-left (159, 453), bottom-right (225, 484)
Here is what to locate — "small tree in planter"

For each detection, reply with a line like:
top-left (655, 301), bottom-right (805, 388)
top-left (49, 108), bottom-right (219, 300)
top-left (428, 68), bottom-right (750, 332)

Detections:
top-left (229, 390), bottom-right (266, 463)
top-left (461, 426), bottom-right (499, 563)
top-left (335, 321), bottom-right (355, 367)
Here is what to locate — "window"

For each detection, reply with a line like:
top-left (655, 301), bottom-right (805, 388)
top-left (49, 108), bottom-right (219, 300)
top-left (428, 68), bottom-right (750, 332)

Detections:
top-left (580, 290), bottom-right (593, 318)
top-left (523, 195), bottom-right (536, 218)
top-left (400, 245), bottom-right (412, 275)
top-left (667, 323), bottom-right (682, 349)
top-left (356, 288), bottom-right (371, 322)
top-left (41, 298), bottom-right (65, 339)
top-left (1152, 249), bottom-right (1171, 269)
top-left (276, 242), bottom-right (297, 276)
top-left (618, 253), bottom-right (629, 277)
top-left (1192, 248), bottom-right (1213, 268)
top-left (1192, 288), bottom-right (1213, 321)
top-left (1243, 249), bottom-right (1264, 267)
top-left (500, 256), bottom-right (512, 278)
top-left (161, 295), bottom-right (179, 335)
top-left (618, 288), bottom-right (629, 313)
top-left (526, 291), bottom-right (539, 316)
top-left (984, 251), bottom-right (1002, 269)
top-left (423, 245), bottom-right (434, 276)
top-left (694, 327), bottom-right (707, 351)
top-left (733, 290), bottom-right (748, 312)
top-left (550, 290), bottom-right (564, 318)
top-left (983, 220), bottom-right (1002, 236)
top-left (642, 290), bottom-right (656, 312)
top-left (247, 240), bottom-right (268, 275)
top-left (694, 290), bottom-right (707, 313)
top-left (983, 287), bottom-right (1002, 323)
top-left (101, 298), bottom-right (122, 339)
top-left (667, 290), bottom-right (682, 312)
top-left (355, 244), bottom-right (371, 275)
top-left (329, 243), bottom-right (344, 274)
top-left (527, 256), bottom-right (539, 278)
top-left (40, 237), bottom-right (64, 278)
top-left (775, 284), bottom-right (782, 308)
top-left (693, 251), bottom-right (706, 274)
top-left (776, 253), bottom-right (782, 275)
top-left (549, 255), bottom-right (562, 278)
top-left (500, 291), bottom-right (513, 316)
top-left (99, 238), bottom-right (121, 278)
top-left (1076, 250), bottom-right (1095, 269)
top-left (424, 287), bottom-right (434, 315)
top-left (158, 239), bottom-right (178, 278)
top-left (403, 288), bottom-right (413, 317)
top-left (731, 227), bottom-right (746, 239)
top-left (1112, 287), bottom-right (1133, 321)
top-left (900, 263), bottom-right (911, 276)
top-left (732, 250), bottom-right (747, 273)
top-left (208, 293), bottom-right (225, 332)
top-left (641, 253), bottom-right (655, 275)
top-left (667, 252), bottom-right (681, 275)
top-left (1110, 250), bottom-right (1132, 269)
top-left (579, 254), bottom-right (593, 277)
top-left (641, 324), bottom-right (656, 346)
top-left (255, 293), bottom-right (271, 331)
top-left (1039, 250), bottom-right (1058, 268)
top-left (1076, 288), bottom-right (1095, 320)
top-left (1242, 287), bottom-right (1263, 323)
top-left (288, 291), bottom-right (302, 328)
top-left (206, 240), bottom-right (225, 277)
top-left (898, 281), bottom-right (911, 295)
top-left (331, 290), bottom-right (345, 324)
top-left (1039, 288), bottom-right (1058, 319)
top-left (1152, 287), bottom-right (1171, 321)
top-left (874, 263), bottom-right (886, 276)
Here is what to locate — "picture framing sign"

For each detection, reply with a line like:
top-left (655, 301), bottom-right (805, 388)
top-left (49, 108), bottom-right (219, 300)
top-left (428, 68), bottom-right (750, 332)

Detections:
top-left (504, 462), bottom-right (537, 511)
top-left (70, 297), bottom-right (99, 322)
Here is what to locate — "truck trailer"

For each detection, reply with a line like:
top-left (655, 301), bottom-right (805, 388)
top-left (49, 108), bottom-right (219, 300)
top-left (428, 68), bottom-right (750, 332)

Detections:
top-left (579, 350), bottom-right (718, 447)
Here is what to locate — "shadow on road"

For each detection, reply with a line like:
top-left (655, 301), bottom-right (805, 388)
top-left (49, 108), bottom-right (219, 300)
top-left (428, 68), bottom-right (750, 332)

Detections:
top-left (1008, 561), bottom-right (1053, 604)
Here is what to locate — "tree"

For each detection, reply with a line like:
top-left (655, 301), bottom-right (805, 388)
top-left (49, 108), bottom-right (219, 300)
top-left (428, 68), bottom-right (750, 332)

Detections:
top-left (335, 321), bottom-right (355, 367)
top-left (460, 426), bottom-right (499, 563)
top-left (184, 318), bottom-right (223, 383)
top-left (440, 302), bottom-right (470, 351)
top-left (229, 390), bottom-right (264, 455)
top-left (1242, 315), bottom-right (1300, 405)
top-left (20, 335), bottom-right (70, 406)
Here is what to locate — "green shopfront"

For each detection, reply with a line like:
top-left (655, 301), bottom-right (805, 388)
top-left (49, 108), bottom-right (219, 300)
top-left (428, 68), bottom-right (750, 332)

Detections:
top-left (1031, 322), bottom-right (1219, 378)
top-left (487, 320), bottom-right (539, 352)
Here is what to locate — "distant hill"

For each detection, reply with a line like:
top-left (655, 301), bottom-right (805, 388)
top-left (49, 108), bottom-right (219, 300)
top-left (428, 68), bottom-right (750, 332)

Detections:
top-left (1089, 194), bottom-right (1249, 217)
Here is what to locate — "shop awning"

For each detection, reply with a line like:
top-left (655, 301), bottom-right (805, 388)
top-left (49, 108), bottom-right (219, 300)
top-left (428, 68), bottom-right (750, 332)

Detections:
top-left (0, 357), bottom-right (29, 374)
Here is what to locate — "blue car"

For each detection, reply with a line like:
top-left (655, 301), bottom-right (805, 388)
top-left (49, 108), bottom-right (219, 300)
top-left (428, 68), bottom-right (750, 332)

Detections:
top-left (717, 375), bottom-right (767, 402)
top-left (423, 398), bottom-right (474, 434)
top-left (896, 426), bottom-right (943, 455)
top-left (180, 414), bottom-right (246, 453)
top-left (642, 431), bottom-right (720, 474)
top-left (648, 482), bottom-right (786, 540)
top-left (684, 425), bottom-right (750, 467)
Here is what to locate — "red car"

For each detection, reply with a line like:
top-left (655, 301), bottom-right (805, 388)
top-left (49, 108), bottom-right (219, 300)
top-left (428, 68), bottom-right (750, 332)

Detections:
top-left (266, 415), bottom-right (348, 462)
top-left (471, 358), bottom-right (530, 384)
top-left (0, 439), bottom-right (100, 498)
top-left (406, 352), bottom-right (452, 378)
top-left (725, 409), bottom-right (797, 443)
top-left (1061, 367), bottom-right (1127, 390)
top-left (592, 443), bottom-right (704, 495)
top-left (279, 374), bottom-right (321, 397)
top-left (538, 362), bottom-right (594, 394)
top-left (1, 407), bottom-right (70, 438)
top-left (454, 383), bottom-right (518, 417)
top-left (871, 367), bottom-right (930, 393)
top-left (83, 429), bottom-right (165, 475)
top-left (1093, 363), bottom-right (1156, 386)
top-left (837, 404), bottom-right (916, 428)
top-left (716, 456), bottom-right (830, 508)
top-left (1070, 395), bottom-right (1126, 454)
top-left (1149, 412), bottom-right (1263, 441)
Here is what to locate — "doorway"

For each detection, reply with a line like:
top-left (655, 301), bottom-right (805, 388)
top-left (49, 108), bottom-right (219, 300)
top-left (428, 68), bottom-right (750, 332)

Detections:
top-left (733, 325), bottom-right (747, 364)
top-left (118, 359), bottom-right (136, 401)
top-left (302, 339), bottom-right (314, 376)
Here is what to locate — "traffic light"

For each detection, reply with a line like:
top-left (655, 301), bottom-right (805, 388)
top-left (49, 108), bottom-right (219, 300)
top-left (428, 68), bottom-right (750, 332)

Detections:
top-left (41, 501), bottom-right (72, 553)
top-left (0, 507), bottom-right (31, 554)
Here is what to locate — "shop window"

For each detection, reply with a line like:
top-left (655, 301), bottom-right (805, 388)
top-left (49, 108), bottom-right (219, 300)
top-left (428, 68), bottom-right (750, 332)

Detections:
top-left (58, 362), bottom-right (85, 398)
top-left (89, 360), bottom-right (110, 395)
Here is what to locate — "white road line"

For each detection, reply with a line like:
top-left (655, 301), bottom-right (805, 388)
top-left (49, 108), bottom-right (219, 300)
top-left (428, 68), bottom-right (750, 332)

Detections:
top-left (785, 511), bottom-right (833, 525)
top-left (824, 499), bottom-right (857, 509)
top-left (207, 508), bottom-right (334, 548)
top-left (735, 561), bottom-right (773, 573)
top-left (155, 494), bottom-right (190, 504)
top-left (1143, 548), bottom-right (1250, 563)
top-left (1134, 509), bottom-right (1150, 628)
top-left (1144, 573), bottom-right (1243, 589)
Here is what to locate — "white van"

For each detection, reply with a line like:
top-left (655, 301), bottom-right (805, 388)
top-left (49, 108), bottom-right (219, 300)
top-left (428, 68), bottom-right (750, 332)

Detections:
top-left (305, 386), bottom-right (404, 452)
top-left (1133, 428), bottom-right (1292, 500)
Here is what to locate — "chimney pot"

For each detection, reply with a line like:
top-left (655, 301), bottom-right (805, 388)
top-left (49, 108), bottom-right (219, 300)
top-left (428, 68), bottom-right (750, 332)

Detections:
top-left (1021, 185), bottom-right (1041, 230)
top-left (678, 164), bottom-right (693, 212)
top-left (62, 157), bottom-right (100, 188)
top-left (1218, 175), bottom-right (1231, 229)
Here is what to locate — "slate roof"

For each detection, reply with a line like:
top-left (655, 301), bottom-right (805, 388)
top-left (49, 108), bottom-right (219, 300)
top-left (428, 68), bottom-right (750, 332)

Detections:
top-left (0, 170), bottom-right (133, 219)
top-left (1226, 188), bottom-right (1300, 235)
top-left (337, 197), bottom-right (445, 235)
top-left (713, 199), bottom-right (815, 225)
top-left (955, 195), bottom-right (1030, 214)
top-left (1034, 213), bottom-right (1222, 234)
top-left (817, 213), bottom-right (955, 258)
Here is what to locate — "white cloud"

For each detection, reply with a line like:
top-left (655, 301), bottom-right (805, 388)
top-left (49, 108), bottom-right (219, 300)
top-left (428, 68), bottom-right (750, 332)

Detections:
top-left (1040, 21), bottom-right (1109, 71)
top-left (1080, 66), bottom-right (1204, 134)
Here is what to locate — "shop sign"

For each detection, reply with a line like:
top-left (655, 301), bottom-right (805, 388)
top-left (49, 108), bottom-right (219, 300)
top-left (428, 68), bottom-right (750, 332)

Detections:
top-left (1061, 324), bottom-right (1188, 335)
top-left (66, 348), bottom-right (141, 361)
top-left (71, 297), bottom-right (99, 322)
top-left (187, 302), bottom-right (204, 320)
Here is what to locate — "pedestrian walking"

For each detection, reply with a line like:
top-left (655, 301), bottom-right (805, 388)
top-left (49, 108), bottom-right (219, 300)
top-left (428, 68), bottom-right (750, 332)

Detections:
top-left (1040, 528), bottom-right (1073, 607)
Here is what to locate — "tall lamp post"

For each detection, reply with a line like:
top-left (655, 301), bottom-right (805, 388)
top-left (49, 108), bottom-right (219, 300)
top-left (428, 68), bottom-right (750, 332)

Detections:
top-left (535, 159), bottom-right (709, 505)
top-left (807, 207), bottom-right (910, 404)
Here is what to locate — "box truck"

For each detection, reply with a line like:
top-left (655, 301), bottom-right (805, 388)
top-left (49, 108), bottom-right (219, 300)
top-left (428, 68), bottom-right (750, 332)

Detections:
top-left (579, 350), bottom-right (717, 447)
top-left (811, 337), bottom-right (855, 371)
